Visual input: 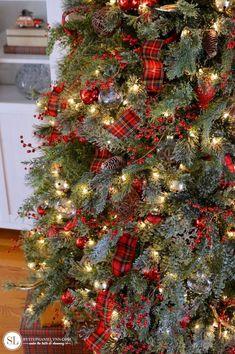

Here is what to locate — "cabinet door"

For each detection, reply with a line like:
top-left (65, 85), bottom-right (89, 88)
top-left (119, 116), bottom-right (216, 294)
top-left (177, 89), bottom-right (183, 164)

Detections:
top-left (0, 104), bottom-right (36, 230)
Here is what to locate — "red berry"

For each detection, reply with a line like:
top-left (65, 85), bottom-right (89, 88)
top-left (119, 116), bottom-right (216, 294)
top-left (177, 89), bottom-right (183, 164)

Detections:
top-left (61, 290), bottom-right (74, 305)
top-left (80, 88), bottom-right (99, 105)
top-left (180, 314), bottom-right (191, 329)
top-left (75, 236), bottom-right (88, 249)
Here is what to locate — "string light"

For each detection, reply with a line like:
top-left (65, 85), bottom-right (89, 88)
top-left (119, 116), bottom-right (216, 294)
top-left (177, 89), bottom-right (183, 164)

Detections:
top-left (223, 330), bottom-right (229, 339)
top-left (87, 239), bottom-right (95, 247)
top-left (151, 250), bottom-right (160, 262)
top-left (138, 221), bottom-right (146, 229)
top-left (181, 28), bottom-right (190, 37)
top-left (109, 0), bottom-right (116, 5)
top-left (62, 317), bottom-right (71, 327)
top-left (94, 280), bottom-right (100, 289)
top-left (223, 112), bottom-right (229, 118)
top-left (210, 73), bottom-right (219, 81)
top-left (152, 171), bottom-right (160, 180)
top-left (26, 304), bottom-right (34, 314)
top-left (56, 214), bottom-right (63, 222)
top-left (37, 238), bottom-right (45, 245)
top-left (211, 137), bottom-right (222, 148)
top-left (121, 174), bottom-right (127, 181)
top-left (123, 99), bottom-right (129, 105)
top-left (27, 262), bottom-right (36, 270)
top-left (85, 263), bottom-right (93, 272)
top-left (89, 105), bottom-right (98, 115)
top-left (94, 69), bottom-right (100, 76)
top-left (112, 310), bottom-right (119, 321)
top-left (227, 230), bottom-right (235, 238)
top-left (68, 98), bottom-right (75, 105)
top-left (130, 84), bottom-right (140, 93)
top-left (194, 323), bottom-right (200, 330)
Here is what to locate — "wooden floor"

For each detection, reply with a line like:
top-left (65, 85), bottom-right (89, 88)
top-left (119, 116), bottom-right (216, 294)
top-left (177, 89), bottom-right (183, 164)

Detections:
top-left (0, 228), bottom-right (28, 354)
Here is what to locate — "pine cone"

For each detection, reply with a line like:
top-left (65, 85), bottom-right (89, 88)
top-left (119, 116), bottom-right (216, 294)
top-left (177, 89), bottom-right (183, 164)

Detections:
top-left (115, 188), bottom-right (140, 219)
top-left (92, 7), bottom-right (120, 37)
top-left (203, 29), bottom-right (218, 58)
top-left (101, 156), bottom-right (126, 171)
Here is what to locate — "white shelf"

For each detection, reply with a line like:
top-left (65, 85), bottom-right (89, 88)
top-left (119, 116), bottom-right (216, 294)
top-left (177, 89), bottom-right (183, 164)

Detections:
top-left (0, 84), bottom-right (36, 105)
top-left (0, 0), bottom-right (46, 2)
top-left (0, 32), bottom-right (49, 64)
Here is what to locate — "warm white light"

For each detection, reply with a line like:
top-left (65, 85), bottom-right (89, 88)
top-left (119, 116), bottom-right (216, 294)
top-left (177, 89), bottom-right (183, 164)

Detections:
top-left (94, 280), bottom-right (100, 289)
top-left (130, 84), bottom-right (140, 93)
top-left (109, 0), bottom-right (116, 5)
top-left (26, 304), bottom-right (34, 314)
top-left (112, 310), bottom-right (119, 320)
top-left (81, 186), bottom-right (88, 195)
top-left (37, 238), bottom-right (45, 245)
top-left (152, 171), bottom-right (160, 180)
top-left (181, 28), bottom-right (190, 37)
top-left (28, 262), bottom-right (36, 270)
top-left (123, 99), bottom-right (129, 105)
top-left (195, 324), bottom-right (200, 330)
top-left (121, 174), bottom-right (127, 181)
top-left (223, 112), bottom-right (229, 118)
top-left (87, 239), bottom-right (95, 247)
top-left (89, 106), bottom-right (97, 114)
top-left (57, 214), bottom-right (62, 222)
top-left (68, 98), bottom-right (75, 105)
top-left (138, 221), bottom-right (146, 229)
top-left (85, 264), bottom-right (93, 272)
top-left (211, 73), bottom-right (218, 81)
top-left (62, 317), bottom-right (71, 327)
top-left (95, 69), bottom-right (100, 76)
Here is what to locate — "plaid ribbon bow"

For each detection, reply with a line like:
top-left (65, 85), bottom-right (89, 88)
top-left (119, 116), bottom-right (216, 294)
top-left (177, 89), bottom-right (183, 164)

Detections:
top-left (112, 233), bottom-right (138, 277)
top-left (85, 290), bottom-right (115, 353)
top-left (96, 290), bottom-right (116, 326)
top-left (46, 84), bottom-right (67, 117)
top-left (90, 147), bottom-right (112, 173)
top-left (106, 109), bottom-right (140, 139)
top-left (142, 35), bottom-right (176, 93)
top-left (85, 320), bottom-right (111, 354)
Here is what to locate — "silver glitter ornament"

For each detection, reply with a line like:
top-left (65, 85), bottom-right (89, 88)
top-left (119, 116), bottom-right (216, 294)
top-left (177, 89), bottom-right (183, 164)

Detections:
top-left (98, 86), bottom-right (122, 107)
top-left (187, 272), bottom-right (212, 294)
top-left (55, 199), bottom-right (76, 218)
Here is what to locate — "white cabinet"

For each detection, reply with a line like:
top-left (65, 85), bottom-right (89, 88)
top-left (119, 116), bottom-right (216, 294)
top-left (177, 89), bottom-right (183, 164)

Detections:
top-left (0, 0), bottom-right (62, 229)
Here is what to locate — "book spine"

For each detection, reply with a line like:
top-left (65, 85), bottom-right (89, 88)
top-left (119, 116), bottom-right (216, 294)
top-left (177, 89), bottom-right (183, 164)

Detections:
top-left (3, 45), bottom-right (47, 55)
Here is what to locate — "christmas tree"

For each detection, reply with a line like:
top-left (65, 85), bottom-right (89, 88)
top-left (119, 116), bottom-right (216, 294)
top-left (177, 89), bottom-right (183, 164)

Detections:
top-left (10, 0), bottom-right (235, 353)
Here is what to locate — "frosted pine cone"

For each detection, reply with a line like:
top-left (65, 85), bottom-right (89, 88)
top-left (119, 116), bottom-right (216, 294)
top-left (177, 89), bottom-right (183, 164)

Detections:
top-left (101, 156), bottom-right (126, 171)
top-left (203, 29), bottom-right (218, 58)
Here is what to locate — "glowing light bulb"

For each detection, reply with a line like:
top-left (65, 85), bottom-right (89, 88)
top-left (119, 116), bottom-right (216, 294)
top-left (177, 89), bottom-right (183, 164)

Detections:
top-left (37, 239), bottom-right (45, 245)
top-left (62, 317), bottom-right (71, 327)
top-left (181, 28), bottom-right (190, 37)
top-left (138, 221), bottom-right (146, 229)
top-left (152, 171), bottom-right (160, 180)
top-left (85, 264), bottom-right (92, 272)
top-left (94, 280), bottom-right (100, 289)
top-left (57, 214), bottom-right (62, 222)
top-left (112, 310), bottom-right (119, 320)
top-left (68, 98), bottom-right (75, 105)
top-left (223, 112), bottom-right (229, 118)
top-left (27, 304), bottom-right (34, 314)
top-left (121, 174), bottom-right (127, 181)
top-left (211, 73), bottom-right (218, 81)
top-left (87, 239), bottom-right (95, 247)
top-left (28, 262), bottom-right (36, 270)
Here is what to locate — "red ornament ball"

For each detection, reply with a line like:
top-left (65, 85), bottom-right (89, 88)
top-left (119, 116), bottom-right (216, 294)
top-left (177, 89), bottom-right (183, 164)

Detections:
top-left (143, 269), bottom-right (161, 282)
top-left (145, 214), bottom-right (163, 225)
top-left (118, 0), bottom-right (140, 11)
top-left (75, 236), bottom-right (88, 249)
top-left (37, 205), bottom-right (47, 216)
top-left (80, 88), bottom-right (99, 105)
top-left (180, 314), bottom-right (191, 329)
top-left (195, 83), bottom-right (215, 110)
top-left (61, 290), bottom-right (75, 305)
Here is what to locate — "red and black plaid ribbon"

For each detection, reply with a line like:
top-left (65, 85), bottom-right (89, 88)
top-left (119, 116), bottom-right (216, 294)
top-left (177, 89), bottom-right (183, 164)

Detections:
top-left (142, 35), bottom-right (176, 93)
top-left (106, 109), bottom-right (140, 139)
top-left (46, 84), bottom-right (66, 117)
top-left (85, 320), bottom-right (111, 354)
top-left (112, 233), bottom-right (138, 277)
top-left (90, 147), bottom-right (112, 173)
top-left (96, 290), bottom-right (116, 326)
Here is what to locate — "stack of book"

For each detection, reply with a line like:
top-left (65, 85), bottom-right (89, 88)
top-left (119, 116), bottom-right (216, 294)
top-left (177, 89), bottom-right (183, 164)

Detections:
top-left (4, 28), bottom-right (48, 55)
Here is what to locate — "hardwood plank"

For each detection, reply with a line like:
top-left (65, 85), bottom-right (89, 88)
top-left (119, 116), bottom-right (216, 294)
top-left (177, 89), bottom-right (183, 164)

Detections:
top-left (0, 229), bottom-right (28, 354)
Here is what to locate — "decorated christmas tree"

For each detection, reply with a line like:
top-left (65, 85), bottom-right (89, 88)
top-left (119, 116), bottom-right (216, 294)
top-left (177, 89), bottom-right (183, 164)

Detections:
top-left (9, 0), bottom-right (235, 353)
